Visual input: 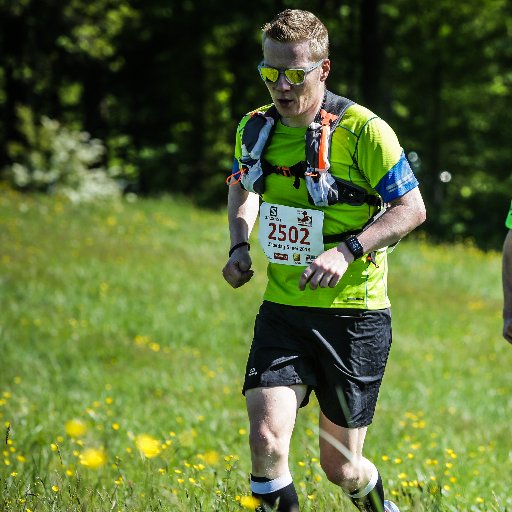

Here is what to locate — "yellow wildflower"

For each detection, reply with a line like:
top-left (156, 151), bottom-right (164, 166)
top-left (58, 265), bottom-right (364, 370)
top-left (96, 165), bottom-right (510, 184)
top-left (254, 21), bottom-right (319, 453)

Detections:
top-left (135, 434), bottom-right (161, 458)
top-left (79, 448), bottom-right (106, 469)
top-left (240, 496), bottom-right (261, 510)
top-left (65, 419), bottom-right (87, 438)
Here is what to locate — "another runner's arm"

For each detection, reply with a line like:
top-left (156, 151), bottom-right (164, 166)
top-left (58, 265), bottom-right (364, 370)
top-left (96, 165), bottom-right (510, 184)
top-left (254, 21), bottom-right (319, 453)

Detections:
top-left (351, 187), bottom-right (426, 255)
top-left (222, 183), bottom-right (259, 289)
top-left (503, 230), bottom-right (512, 343)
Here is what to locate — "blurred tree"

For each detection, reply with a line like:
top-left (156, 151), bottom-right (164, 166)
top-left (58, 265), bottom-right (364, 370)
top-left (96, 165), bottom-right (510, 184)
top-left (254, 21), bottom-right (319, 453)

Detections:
top-left (381, 0), bottom-right (512, 247)
top-left (360, 0), bottom-right (386, 115)
top-left (0, 0), bottom-right (510, 247)
top-left (0, 0), bottom-right (138, 178)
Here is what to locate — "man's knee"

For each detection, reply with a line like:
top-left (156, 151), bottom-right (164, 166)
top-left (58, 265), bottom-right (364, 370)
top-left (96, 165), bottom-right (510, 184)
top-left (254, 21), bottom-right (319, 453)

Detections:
top-left (320, 458), bottom-right (361, 491)
top-left (249, 424), bottom-right (288, 460)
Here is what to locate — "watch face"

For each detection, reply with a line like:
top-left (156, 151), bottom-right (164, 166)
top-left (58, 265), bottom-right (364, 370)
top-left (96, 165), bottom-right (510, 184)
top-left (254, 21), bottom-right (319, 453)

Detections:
top-left (346, 235), bottom-right (363, 258)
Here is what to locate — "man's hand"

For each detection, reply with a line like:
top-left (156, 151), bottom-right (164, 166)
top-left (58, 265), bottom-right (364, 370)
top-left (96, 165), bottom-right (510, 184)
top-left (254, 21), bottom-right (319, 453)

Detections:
top-left (222, 247), bottom-right (254, 288)
top-left (504, 317), bottom-right (512, 344)
top-left (299, 245), bottom-right (353, 291)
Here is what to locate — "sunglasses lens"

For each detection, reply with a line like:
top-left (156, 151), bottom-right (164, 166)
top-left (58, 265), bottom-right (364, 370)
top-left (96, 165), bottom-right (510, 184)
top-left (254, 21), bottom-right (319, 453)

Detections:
top-left (284, 69), bottom-right (305, 85)
top-left (259, 66), bottom-right (279, 83)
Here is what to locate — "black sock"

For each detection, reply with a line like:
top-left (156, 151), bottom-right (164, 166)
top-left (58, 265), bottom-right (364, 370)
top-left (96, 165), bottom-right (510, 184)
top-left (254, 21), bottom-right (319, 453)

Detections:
top-left (348, 471), bottom-right (385, 512)
top-left (251, 473), bottom-right (299, 512)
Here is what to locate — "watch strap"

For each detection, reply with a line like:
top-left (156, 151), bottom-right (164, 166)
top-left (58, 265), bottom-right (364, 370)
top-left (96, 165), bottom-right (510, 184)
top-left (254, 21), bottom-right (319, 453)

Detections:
top-left (229, 241), bottom-right (250, 257)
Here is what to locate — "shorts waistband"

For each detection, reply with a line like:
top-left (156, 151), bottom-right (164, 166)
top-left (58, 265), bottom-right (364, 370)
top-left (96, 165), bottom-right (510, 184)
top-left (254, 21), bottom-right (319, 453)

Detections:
top-left (262, 300), bottom-right (389, 316)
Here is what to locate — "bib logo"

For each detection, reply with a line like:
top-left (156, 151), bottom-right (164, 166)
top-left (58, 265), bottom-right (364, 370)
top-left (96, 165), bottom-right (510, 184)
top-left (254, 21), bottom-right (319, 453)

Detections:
top-left (305, 255), bottom-right (317, 264)
top-left (296, 210), bottom-right (312, 227)
top-left (270, 206), bottom-right (278, 217)
top-left (274, 253), bottom-right (288, 261)
top-left (293, 253), bottom-right (301, 264)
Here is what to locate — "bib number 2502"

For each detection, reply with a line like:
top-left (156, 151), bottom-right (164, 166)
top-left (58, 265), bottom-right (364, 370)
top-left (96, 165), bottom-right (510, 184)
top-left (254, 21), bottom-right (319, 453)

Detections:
top-left (268, 223), bottom-right (310, 245)
top-left (258, 203), bottom-right (325, 266)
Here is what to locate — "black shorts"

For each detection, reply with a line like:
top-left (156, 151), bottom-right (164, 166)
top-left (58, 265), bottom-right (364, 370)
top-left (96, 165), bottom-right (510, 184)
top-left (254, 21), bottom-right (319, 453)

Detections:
top-left (242, 301), bottom-right (392, 428)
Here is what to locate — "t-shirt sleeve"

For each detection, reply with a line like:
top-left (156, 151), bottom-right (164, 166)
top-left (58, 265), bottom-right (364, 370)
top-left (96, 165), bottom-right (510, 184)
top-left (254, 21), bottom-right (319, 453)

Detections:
top-left (357, 117), bottom-right (419, 202)
top-left (374, 151), bottom-right (419, 202)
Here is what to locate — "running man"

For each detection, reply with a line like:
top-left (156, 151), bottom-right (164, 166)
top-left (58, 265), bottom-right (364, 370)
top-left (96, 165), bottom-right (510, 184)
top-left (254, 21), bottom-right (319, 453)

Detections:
top-left (223, 9), bottom-right (426, 512)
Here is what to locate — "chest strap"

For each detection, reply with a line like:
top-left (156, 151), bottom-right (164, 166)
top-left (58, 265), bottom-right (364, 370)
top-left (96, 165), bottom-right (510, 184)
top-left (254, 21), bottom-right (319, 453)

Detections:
top-left (239, 90), bottom-right (376, 207)
top-left (259, 159), bottom-right (381, 208)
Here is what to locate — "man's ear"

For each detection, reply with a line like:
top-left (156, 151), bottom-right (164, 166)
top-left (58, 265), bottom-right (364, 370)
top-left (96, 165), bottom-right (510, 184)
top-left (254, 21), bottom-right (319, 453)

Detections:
top-left (320, 59), bottom-right (331, 82)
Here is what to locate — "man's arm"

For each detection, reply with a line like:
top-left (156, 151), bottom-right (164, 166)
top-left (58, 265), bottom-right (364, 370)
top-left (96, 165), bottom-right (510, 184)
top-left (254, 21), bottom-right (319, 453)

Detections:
top-left (222, 183), bottom-right (260, 288)
top-left (299, 187), bottom-right (426, 290)
top-left (356, 186), bottom-right (426, 253)
top-left (503, 230), bottom-right (512, 343)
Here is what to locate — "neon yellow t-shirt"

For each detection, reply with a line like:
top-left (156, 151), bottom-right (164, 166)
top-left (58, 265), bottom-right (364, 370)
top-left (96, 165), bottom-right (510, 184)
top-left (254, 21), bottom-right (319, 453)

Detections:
top-left (506, 201), bottom-right (512, 229)
top-left (234, 102), bottom-right (407, 309)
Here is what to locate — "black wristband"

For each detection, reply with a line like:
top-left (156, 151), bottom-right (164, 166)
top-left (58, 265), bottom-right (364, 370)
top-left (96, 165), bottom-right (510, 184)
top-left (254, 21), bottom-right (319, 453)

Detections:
top-left (229, 241), bottom-right (250, 257)
top-left (343, 234), bottom-right (364, 259)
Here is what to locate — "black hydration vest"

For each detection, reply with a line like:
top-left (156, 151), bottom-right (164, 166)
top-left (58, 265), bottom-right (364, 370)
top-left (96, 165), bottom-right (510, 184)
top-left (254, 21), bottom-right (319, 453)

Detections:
top-left (239, 89), bottom-right (382, 211)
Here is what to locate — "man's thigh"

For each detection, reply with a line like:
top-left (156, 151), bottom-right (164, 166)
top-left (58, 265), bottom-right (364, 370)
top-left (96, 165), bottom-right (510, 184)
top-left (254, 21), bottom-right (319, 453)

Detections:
top-left (246, 385), bottom-right (308, 478)
top-left (246, 385), bottom-right (308, 433)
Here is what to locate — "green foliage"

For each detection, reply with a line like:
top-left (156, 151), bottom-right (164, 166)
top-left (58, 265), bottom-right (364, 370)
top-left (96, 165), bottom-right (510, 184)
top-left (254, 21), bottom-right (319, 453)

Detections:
top-left (57, 0), bottom-right (138, 67)
top-left (4, 106), bottom-right (121, 202)
top-left (0, 192), bottom-right (510, 511)
top-left (382, 0), bottom-right (512, 247)
top-left (0, 0), bottom-right (511, 245)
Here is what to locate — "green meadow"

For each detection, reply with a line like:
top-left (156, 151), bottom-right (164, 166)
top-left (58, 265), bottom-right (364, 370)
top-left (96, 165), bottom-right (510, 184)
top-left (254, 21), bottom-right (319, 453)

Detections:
top-left (0, 188), bottom-right (510, 511)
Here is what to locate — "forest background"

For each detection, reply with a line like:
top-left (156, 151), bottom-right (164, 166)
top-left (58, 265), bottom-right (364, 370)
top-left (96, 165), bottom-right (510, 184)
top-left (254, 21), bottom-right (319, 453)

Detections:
top-left (0, 0), bottom-right (511, 248)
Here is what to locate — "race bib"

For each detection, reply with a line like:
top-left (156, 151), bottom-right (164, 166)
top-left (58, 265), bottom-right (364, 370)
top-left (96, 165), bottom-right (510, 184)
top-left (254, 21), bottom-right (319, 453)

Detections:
top-left (258, 202), bottom-right (324, 266)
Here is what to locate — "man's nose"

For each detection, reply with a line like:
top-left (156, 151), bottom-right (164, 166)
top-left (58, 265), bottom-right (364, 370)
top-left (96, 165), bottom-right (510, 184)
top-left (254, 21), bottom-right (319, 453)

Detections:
top-left (275, 72), bottom-right (292, 91)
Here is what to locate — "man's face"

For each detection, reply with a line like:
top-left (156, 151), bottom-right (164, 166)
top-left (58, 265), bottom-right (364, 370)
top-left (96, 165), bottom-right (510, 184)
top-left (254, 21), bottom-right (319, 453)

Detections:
top-left (261, 38), bottom-right (330, 127)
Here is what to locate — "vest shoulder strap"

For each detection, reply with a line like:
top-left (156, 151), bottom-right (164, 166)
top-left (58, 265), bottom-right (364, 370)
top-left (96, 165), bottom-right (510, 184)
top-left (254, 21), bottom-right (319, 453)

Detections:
top-left (321, 91), bottom-right (354, 129)
top-left (307, 91), bottom-right (355, 172)
top-left (241, 91), bottom-right (354, 161)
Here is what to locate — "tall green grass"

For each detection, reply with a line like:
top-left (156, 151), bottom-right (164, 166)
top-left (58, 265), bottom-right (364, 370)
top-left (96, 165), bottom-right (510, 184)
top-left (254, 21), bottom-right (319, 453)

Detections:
top-left (0, 188), bottom-right (510, 511)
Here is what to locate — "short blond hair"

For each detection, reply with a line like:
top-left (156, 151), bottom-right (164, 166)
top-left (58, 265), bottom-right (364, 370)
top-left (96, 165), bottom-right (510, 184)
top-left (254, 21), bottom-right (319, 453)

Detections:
top-left (261, 9), bottom-right (329, 61)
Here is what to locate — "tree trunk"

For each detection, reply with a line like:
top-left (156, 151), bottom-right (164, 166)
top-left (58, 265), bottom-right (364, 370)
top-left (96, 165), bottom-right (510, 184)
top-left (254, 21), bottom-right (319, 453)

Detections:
top-left (360, 0), bottom-right (384, 114)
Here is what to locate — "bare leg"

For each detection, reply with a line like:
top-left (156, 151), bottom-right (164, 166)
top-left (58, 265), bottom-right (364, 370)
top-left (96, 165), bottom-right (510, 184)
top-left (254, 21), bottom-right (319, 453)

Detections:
top-left (246, 385), bottom-right (307, 478)
top-left (319, 412), bottom-right (375, 492)
top-left (245, 385), bottom-right (306, 511)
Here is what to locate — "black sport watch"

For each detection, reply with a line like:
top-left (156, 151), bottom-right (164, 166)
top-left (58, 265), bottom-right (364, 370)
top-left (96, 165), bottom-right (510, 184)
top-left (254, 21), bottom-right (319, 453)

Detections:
top-left (344, 234), bottom-right (364, 259)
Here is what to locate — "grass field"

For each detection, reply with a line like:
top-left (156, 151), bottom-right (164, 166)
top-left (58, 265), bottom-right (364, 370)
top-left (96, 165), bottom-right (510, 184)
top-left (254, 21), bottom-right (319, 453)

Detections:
top-left (0, 188), bottom-right (510, 511)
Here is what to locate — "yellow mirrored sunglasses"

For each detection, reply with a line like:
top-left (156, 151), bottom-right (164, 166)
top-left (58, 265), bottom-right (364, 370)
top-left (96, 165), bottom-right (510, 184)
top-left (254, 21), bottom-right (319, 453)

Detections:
top-left (257, 60), bottom-right (324, 86)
